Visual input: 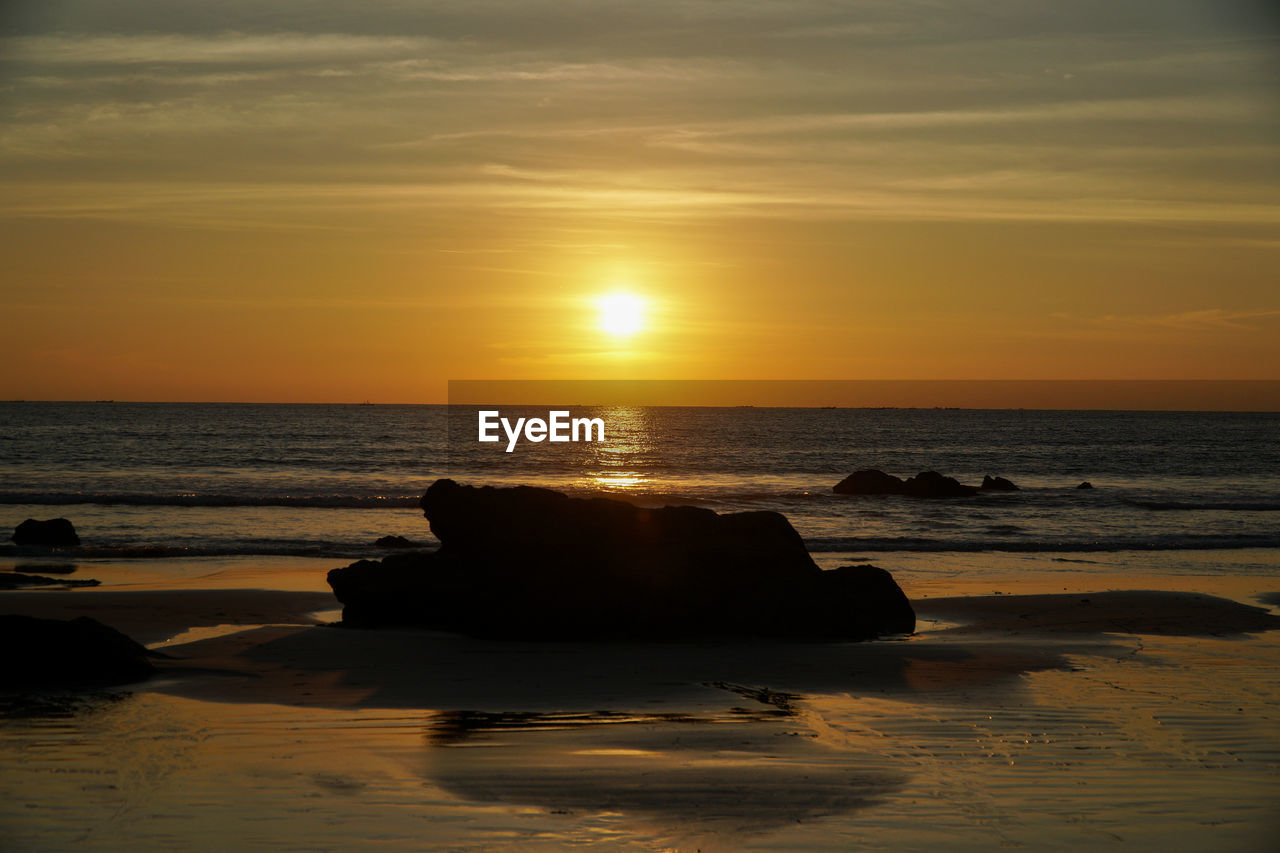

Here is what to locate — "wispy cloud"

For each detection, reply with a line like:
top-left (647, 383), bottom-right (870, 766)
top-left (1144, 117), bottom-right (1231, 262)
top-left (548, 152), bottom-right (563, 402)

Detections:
top-left (1096, 308), bottom-right (1280, 331)
top-left (1, 9), bottom-right (1277, 230)
top-left (4, 172), bottom-right (1280, 232)
top-left (643, 95), bottom-right (1261, 140)
top-left (0, 33), bottom-right (437, 64)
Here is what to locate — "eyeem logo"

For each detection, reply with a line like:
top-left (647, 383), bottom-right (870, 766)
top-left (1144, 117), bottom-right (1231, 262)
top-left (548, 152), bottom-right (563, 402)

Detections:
top-left (478, 410), bottom-right (606, 453)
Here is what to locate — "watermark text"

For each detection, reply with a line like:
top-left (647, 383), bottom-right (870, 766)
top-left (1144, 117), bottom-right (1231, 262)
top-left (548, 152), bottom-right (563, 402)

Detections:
top-left (478, 410), bottom-right (605, 452)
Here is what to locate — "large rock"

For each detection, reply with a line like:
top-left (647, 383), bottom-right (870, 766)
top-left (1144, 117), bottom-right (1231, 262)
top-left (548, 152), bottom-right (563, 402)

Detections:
top-left (833, 470), bottom-right (978, 498)
top-left (328, 479), bottom-right (915, 640)
top-left (0, 614), bottom-right (157, 686)
top-left (11, 518), bottom-right (80, 547)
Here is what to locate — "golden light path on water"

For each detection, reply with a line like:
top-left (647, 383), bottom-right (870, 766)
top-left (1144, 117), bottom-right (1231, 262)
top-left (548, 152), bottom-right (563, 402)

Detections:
top-left (578, 406), bottom-right (656, 496)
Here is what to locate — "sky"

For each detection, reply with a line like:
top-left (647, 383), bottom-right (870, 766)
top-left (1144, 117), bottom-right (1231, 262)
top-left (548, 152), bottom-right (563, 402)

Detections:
top-left (1, 1), bottom-right (1278, 404)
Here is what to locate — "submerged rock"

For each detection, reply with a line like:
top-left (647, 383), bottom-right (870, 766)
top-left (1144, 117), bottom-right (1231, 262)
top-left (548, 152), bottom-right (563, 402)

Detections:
top-left (980, 475), bottom-right (1019, 491)
top-left (374, 535), bottom-right (424, 549)
top-left (11, 518), bottom-right (80, 547)
top-left (833, 470), bottom-right (978, 498)
top-left (1077, 481), bottom-right (1094, 490)
top-left (0, 573), bottom-right (99, 590)
top-left (13, 563), bottom-right (78, 574)
top-left (0, 614), bottom-right (157, 686)
top-left (328, 479), bottom-right (915, 640)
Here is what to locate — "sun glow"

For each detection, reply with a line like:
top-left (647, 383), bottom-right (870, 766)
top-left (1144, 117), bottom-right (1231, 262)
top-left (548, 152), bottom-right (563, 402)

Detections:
top-left (597, 292), bottom-right (646, 338)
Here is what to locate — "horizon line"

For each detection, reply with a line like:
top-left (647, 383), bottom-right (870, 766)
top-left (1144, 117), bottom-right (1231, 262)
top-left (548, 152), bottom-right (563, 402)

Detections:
top-left (7, 379), bottom-right (1280, 411)
top-left (5, 402), bottom-right (1280, 413)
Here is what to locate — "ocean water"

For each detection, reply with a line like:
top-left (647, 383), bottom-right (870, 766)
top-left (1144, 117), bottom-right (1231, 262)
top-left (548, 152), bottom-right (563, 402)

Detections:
top-left (1, 402), bottom-right (1278, 565)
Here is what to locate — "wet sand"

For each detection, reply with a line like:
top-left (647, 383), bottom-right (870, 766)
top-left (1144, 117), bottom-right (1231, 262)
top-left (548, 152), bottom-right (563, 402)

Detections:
top-left (2, 559), bottom-right (1279, 851)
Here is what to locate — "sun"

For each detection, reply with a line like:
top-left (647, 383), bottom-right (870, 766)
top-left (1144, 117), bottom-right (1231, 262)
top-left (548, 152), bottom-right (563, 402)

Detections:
top-left (597, 292), bottom-right (646, 338)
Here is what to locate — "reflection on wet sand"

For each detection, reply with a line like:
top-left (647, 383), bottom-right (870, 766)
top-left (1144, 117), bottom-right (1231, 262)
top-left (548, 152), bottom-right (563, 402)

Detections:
top-left (424, 704), bottom-right (907, 835)
top-left (426, 707), bottom-right (783, 745)
top-left (97, 614), bottom-right (1094, 846)
top-left (128, 619), bottom-right (1104, 846)
top-left (153, 622), bottom-right (1090, 711)
top-left (4, 581), bottom-right (1279, 850)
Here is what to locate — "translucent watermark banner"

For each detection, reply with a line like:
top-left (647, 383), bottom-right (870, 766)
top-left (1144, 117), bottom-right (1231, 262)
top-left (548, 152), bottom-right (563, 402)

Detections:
top-left (448, 379), bottom-right (1280, 411)
top-left (441, 379), bottom-right (1280, 499)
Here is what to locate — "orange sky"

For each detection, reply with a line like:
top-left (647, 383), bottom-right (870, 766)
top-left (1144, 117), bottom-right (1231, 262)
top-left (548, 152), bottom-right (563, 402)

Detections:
top-left (1, 2), bottom-right (1278, 404)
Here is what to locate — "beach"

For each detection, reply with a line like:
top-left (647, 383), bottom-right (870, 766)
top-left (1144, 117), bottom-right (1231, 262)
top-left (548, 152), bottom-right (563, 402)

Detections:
top-left (4, 552), bottom-right (1278, 851)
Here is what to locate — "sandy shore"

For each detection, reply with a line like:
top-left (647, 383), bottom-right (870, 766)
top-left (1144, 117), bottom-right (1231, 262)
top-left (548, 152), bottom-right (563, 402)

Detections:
top-left (2, 558), bottom-right (1279, 851)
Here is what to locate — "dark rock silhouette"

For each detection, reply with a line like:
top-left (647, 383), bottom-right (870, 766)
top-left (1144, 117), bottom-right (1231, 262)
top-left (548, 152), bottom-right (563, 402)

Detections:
top-left (0, 614), bottom-right (157, 686)
top-left (1077, 481), bottom-right (1094, 489)
top-left (904, 471), bottom-right (979, 498)
top-left (374, 535), bottom-right (424, 549)
top-left (328, 479), bottom-right (915, 640)
top-left (833, 470), bottom-right (978, 498)
top-left (980, 475), bottom-right (1019, 491)
top-left (14, 563), bottom-right (77, 574)
top-left (816, 565), bottom-right (916, 638)
top-left (0, 572), bottom-right (99, 590)
top-left (833, 469), bottom-right (908, 495)
top-left (11, 518), bottom-right (80, 547)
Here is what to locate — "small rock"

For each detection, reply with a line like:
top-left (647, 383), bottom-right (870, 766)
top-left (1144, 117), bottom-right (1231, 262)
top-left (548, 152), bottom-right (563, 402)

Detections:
top-left (833, 469), bottom-right (908, 495)
top-left (901, 471), bottom-right (979, 498)
top-left (374, 535), bottom-right (424, 549)
top-left (11, 518), bottom-right (80, 547)
top-left (834, 470), bottom-right (978, 498)
top-left (980, 475), bottom-right (1019, 491)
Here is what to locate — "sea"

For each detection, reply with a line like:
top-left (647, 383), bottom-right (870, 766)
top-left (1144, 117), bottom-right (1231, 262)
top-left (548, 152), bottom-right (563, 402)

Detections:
top-left (2, 402), bottom-right (1279, 578)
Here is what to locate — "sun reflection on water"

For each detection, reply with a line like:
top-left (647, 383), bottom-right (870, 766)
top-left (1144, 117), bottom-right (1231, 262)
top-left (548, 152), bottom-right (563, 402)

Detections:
top-left (588, 471), bottom-right (650, 492)
top-left (580, 406), bottom-right (655, 496)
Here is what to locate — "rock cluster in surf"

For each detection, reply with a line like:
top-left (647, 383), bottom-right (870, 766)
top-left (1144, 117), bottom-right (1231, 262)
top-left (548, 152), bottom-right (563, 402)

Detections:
top-left (833, 470), bottom-right (1023, 497)
top-left (328, 478), bottom-right (915, 640)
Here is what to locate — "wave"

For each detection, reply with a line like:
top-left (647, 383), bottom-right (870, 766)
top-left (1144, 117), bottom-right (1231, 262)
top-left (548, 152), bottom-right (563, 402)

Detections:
top-left (1122, 499), bottom-right (1280, 511)
top-left (0, 542), bottom-right (436, 560)
top-left (3, 533), bottom-right (1277, 560)
top-left (7, 487), bottom-right (1278, 514)
top-left (803, 534), bottom-right (1280, 553)
top-left (0, 492), bottom-right (422, 509)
